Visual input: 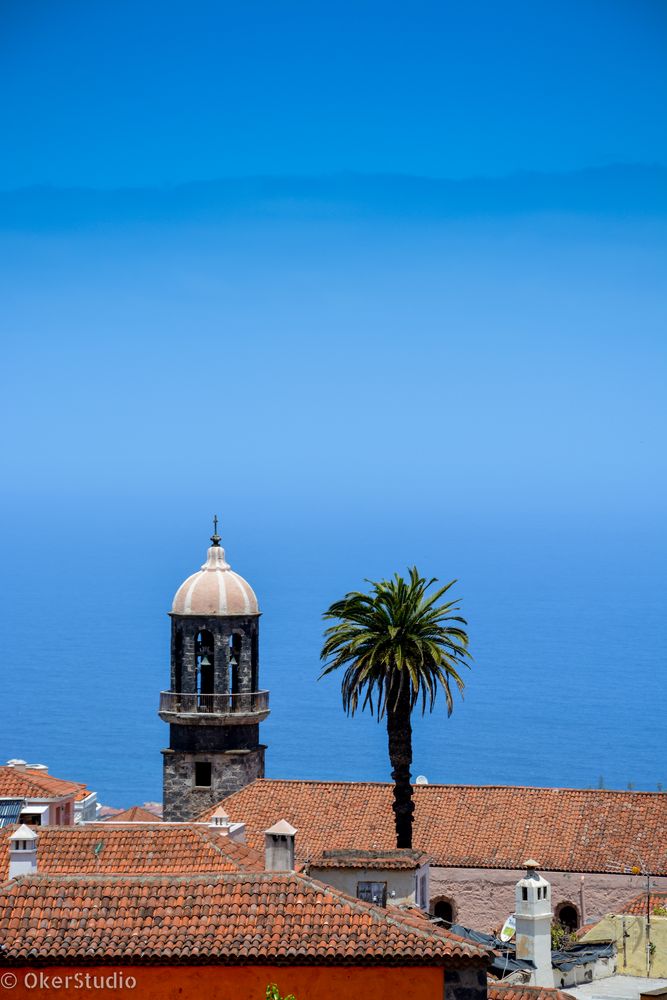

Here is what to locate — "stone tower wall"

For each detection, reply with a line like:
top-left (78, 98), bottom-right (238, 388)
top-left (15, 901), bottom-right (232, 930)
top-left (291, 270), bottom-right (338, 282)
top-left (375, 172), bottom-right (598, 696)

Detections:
top-left (162, 746), bottom-right (266, 822)
top-left (162, 610), bottom-right (266, 821)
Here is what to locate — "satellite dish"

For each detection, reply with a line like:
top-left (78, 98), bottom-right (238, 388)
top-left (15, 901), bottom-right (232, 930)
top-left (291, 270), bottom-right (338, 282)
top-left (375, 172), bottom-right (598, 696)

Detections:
top-left (500, 913), bottom-right (516, 942)
top-left (415, 775), bottom-right (428, 785)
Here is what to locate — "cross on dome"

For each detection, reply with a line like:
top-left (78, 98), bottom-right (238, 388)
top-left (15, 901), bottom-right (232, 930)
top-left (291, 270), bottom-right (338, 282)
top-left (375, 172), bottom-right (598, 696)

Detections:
top-left (171, 523), bottom-right (259, 616)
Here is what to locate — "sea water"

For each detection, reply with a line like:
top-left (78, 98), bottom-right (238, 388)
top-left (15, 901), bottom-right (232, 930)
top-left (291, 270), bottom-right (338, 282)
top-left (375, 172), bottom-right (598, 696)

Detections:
top-left (1, 503), bottom-right (665, 808)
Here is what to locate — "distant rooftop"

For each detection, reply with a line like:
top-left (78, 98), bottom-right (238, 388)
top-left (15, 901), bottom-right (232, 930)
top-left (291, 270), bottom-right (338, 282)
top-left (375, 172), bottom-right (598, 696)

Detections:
top-left (0, 766), bottom-right (88, 802)
top-left (567, 976), bottom-right (667, 1000)
top-left (310, 848), bottom-right (429, 871)
top-left (0, 823), bottom-right (264, 880)
top-left (198, 779), bottom-right (667, 874)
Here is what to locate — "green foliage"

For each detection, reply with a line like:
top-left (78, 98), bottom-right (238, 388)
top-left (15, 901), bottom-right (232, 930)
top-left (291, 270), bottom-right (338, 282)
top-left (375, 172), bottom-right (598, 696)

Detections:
top-left (266, 985), bottom-right (296, 1000)
top-left (551, 920), bottom-right (577, 950)
top-left (319, 567), bottom-right (471, 717)
top-left (652, 905), bottom-right (667, 916)
top-left (319, 567), bottom-right (471, 848)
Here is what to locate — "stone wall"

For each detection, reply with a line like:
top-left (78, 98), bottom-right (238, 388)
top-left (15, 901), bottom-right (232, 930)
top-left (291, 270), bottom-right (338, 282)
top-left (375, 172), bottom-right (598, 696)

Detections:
top-left (162, 746), bottom-right (265, 822)
top-left (429, 866), bottom-right (667, 932)
top-left (444, 965), bottom-right (487, 1000)
top-left (169, 723), bottom-right (259, 752)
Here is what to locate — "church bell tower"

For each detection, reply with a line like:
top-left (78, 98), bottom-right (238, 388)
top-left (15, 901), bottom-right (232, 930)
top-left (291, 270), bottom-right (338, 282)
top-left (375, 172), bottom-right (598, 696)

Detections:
top-left (160, 520), bottom-right (269, 821)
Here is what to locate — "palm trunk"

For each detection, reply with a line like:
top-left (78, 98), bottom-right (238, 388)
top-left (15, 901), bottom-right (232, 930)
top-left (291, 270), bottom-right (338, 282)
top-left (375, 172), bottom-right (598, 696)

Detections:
top-left (386, 683), bottom-right (414, 848)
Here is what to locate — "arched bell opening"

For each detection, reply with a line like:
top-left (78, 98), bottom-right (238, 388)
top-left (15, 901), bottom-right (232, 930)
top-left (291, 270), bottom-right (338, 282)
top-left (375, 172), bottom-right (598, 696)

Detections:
top-left (196, 630), bottom-right (215, 705)
top-left (173, 628), bottom-right (183, 694)
top-left (229, 633), bottom-right (242, 695)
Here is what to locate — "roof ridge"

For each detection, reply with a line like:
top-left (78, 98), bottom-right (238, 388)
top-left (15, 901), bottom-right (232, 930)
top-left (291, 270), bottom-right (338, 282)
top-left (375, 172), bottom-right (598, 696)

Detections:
top-left (193, 826), bottom-right (263, 870)
top-left (222, 778), bottom-right (666, 796)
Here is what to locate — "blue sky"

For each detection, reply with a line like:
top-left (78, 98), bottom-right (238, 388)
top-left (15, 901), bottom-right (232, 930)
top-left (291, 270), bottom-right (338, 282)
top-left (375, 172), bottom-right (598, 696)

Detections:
top-left (1, 0), bottom-right (666, 187)
top-left (0, 1), bottom-right (666, 797)
top-left (0, 0), bottom-right (664, 526)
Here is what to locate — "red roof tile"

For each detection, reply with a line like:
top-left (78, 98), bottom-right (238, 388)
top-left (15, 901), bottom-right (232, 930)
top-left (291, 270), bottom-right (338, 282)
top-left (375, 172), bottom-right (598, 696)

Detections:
top-left (198, 780), bottom-right (667, 874)
top-left (310, 849), bottom-right (428, 870)
top-left (0, 767), bottom-right (84, 801)
top-left (0, 824), bottom-right (264, 880)
top-left (489, 986), bottom-right (577, 1000)
top-left (621, 890), bottom-right (667, 916)
top-left (0, 872), bottom-right (490, 965)
top-left (108, 806), bottom-right (162, 822)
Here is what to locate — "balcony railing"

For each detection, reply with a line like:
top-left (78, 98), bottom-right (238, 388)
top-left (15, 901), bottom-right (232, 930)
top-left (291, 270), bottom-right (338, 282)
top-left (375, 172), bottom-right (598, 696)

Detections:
top-left (159, 690), bottom-right (269, 717)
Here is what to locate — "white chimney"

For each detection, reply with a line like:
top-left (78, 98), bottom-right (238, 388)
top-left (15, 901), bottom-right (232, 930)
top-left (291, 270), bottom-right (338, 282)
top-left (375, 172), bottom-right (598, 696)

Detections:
top-left (264, 819), bottom-right (297, 871)
top-left (9, 825), bottom-right (39, 878)
top-left (7, 759), bottom-right (27, 771)
top-left (208, 807), bottom-right (246, 844)
top-left (515, 859), bottom-right (554, 988)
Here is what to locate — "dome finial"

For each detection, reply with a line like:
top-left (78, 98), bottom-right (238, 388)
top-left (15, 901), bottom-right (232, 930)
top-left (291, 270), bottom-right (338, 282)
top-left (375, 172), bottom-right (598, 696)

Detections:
top-left (210, 514), bottom-right (221, 547)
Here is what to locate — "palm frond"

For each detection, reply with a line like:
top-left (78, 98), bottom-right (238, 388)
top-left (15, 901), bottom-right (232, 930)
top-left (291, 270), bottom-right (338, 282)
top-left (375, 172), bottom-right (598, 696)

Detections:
top-left (319, 567), bottom-right (471, 720)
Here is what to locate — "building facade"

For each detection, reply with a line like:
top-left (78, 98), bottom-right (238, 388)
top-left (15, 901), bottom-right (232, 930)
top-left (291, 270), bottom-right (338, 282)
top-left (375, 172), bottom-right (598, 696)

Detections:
top-left (195, 778), bottom-right (667, 930)
top-left (0, 871), bottom-right (490, 1000)
top-left (160, 525), bottom-right (269, 821)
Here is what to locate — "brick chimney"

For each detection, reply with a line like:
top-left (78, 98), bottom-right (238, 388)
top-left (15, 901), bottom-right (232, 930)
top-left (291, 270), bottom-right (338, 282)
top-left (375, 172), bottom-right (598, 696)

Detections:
top-left (264, 819), bottom-right (297, 871)
top-left (9, 825), bottom-right (39, 878)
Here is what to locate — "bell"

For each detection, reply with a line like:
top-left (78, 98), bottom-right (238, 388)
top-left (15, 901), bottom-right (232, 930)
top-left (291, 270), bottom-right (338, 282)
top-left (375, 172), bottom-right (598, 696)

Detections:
top-left (229, 656), bottom-right (238, 668)
top-left (200, 655), bottom-right (211, 667)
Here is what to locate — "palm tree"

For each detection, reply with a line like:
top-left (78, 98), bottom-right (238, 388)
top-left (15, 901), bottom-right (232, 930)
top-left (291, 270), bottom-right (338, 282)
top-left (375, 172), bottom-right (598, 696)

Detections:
top-left (320, 567), bottom-right (471, 849)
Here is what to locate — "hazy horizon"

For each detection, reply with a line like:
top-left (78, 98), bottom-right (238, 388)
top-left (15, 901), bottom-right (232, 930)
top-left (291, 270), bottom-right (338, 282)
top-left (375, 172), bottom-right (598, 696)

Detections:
top-left (1, 0), bottom-right (665, 804)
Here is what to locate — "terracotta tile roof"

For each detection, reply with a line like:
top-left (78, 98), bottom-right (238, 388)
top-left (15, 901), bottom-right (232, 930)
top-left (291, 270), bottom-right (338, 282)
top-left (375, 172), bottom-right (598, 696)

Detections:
top-left (198, 779), bottom-right (667, 874)
top-left (489, 986), bottom-right (577, 1000)
top-left (310, 848), bottom-right (428, 870)
top-left (0, 824), bottom-right (264, 879)
top-left (0, 767), bottom-right (85, 801)
top-left (108, 806), bottom-right (162, 822)
top-left (621, 891), bottom-right (667, 916)
top-left (0, 872), bottom-right (490, 965)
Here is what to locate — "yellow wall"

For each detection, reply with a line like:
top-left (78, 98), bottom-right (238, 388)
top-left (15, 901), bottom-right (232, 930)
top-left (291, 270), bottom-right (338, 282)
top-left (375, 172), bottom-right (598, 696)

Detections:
top-left (582, 914), bottom-right (667, 978)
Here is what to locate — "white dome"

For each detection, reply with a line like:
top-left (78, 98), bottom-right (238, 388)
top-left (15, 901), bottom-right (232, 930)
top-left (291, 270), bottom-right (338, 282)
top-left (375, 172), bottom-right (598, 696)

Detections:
top-left (171, 540), bottom-right (259, 616)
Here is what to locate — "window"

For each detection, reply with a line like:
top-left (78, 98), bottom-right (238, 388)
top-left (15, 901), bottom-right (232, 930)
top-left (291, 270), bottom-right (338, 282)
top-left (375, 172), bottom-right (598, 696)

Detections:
top-left (19, 813), bottom-right (41, 827)
top-left (522, 886), bottom-right (528, 900)
top-left (357, 881), bottom-right (387, 907)
top-left (556, 903), bottom-right (579, 931)
top-left (194, 761), bottom-right (212, 787)
top-left (433, 899), bottom-right (454, 925)
top-left (229, 634), bottom-right (242, 693)
top-left (196, 631), bottom-right (215, 701)
top-left (416, 873), bottom-right (428, 909)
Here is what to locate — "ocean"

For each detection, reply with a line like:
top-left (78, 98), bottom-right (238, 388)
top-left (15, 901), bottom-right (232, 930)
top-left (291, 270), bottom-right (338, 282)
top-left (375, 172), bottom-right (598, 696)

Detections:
top-left (1, 501), bottom-right (665, 809)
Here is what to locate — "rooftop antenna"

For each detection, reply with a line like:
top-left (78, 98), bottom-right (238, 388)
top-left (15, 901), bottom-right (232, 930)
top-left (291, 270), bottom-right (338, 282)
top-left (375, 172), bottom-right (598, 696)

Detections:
top-left (211, 514), bottom-right (221, 547)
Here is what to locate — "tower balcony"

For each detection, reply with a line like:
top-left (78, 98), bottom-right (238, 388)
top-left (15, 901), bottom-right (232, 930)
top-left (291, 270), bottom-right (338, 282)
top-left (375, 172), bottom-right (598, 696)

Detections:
top-left (158, 690), bottom-right (270, 726)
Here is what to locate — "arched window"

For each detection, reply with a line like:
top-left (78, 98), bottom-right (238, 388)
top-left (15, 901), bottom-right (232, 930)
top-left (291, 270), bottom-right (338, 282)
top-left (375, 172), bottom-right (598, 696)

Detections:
top-left (173, 629), bottom-right (183, 693)
top-left (229, 633), bottom-right (242, 694)
top-left (556, 902), bottom-right (579, 931)
top-left (196, 630), bottom-right (214, 700)
top-left (432, 898), bottom-right (455, 925)
top-left (251, 628), bottom-right (259, 691)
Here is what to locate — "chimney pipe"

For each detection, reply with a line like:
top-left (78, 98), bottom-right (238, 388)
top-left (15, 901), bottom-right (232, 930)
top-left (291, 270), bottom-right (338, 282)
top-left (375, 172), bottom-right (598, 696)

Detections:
top-left (208, 807), bottom-right (246, 844)
top-left (515, 859), bottom-right (554, 988)
top-left (9, 825), bottom-right (39, 878)
top-left (264, 820), bottom-right (297, 871)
